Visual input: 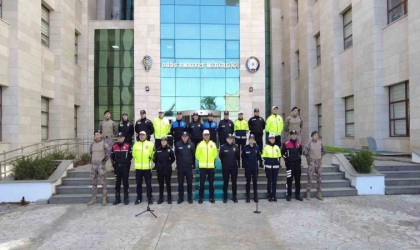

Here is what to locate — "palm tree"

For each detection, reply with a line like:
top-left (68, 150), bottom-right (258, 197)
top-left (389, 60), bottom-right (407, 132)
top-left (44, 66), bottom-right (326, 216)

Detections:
top-left (201, 97), bottom-right (218, 110)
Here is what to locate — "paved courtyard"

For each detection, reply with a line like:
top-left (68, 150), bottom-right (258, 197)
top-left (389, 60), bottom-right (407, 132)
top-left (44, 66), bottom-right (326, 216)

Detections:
top-left (0, 195), bottom-right (419, 250)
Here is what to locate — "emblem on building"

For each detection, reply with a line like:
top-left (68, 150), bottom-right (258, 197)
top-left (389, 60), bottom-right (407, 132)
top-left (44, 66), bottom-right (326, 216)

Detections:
top-left (246, 56), bottom-right (260, 73)
top-left (143, 55), bottom-right (153, 72)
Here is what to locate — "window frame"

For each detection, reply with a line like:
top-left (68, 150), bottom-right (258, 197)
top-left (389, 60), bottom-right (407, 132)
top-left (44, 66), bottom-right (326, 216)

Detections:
top-left (41, 97), bottom-right (49, 141)
top-left (317, 104), bottom-right (322, 138)
top-left (345, 96), bottom-right (354, 138)
top-left (343, 8), bottom-right (352, 50)
top-left (75, 32), bottom-right (79, 64)
top-left (41, 5), bottom-right (50, 47)
top-left (74, 105), bottom-right (79, 138)
top-left (389, 81), bottom-right (409, 137)
top-left (387, 0), bottom-right (407, 24)
top-left (315, 33), bottom-right (321, 66)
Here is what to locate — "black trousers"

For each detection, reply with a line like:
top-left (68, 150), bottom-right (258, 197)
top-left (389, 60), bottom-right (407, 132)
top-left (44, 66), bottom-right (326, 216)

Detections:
top-left (286, 162), bottom-right (302, 197)
top-left (178, 167), bottom-right (193, 199)
top-left (236, 138), bottom-right (246, 155)
top-left (157, 171), bottom-right (172, 198)
top-left (222, 167), bottom-right (238, 198)
top-left (219, 136), bottom-right (227, 147)
top-left (265, 168), bottom-right (279, 198)
top-left (253, 134), bottom-right (263, 153)
top-left (154, 139), bottom-right (161, 150)
top-left (135, 170), bottom-right (152, 199)
top-left (199, 168), bottom-right (215, 199)
top-left (114, 164), bottom-right (130, 195)
top-left (191, 139), bottom-right (201, 148)
top-left (245, 169), bottom-right (258, 198)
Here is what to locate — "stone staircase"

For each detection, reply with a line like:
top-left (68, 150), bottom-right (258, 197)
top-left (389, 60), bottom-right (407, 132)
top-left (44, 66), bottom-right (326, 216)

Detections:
top-left (374, 161), bottom-right (420, 195)
top-left (49, 162), bottom-right (357, 204)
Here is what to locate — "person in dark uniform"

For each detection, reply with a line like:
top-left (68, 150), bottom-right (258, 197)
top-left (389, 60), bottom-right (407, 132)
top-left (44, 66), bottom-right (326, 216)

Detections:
top-left (188, 112), bottom-right (203, 147)
top-left (281, 130), bottom-right (303, 201)
top-left (171, 111), bottom-right (188, 146)
top-left (110, 132), bottom-right (132, 205)
top-left (219, 134), bottom-right (240, 203)
top-left (248, 108), bottom-right (265, 167)
top-left (154, 136), bottom-right (176, 204)
top-left (202, 113), bottom-right (218, 144)
top-left (118, 113), bottom-right (134, 145)
top-left (175, 131), bottom-right (196, 204)
top-left (262, 133), bottom-right (281, 202)
top-left (134, 110), bottom-right (154, 141)
top-left (242, 134), bottom-right (261, 203)
top-left (218, 111), bottom-right (234, 147)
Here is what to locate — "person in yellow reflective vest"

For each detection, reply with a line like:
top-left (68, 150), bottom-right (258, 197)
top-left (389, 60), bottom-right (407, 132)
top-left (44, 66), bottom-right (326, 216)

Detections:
top-left (195, 129), bottom-right (218, 204)
top-left (265, 106), bottom-right (284, 148)
top-left (262, 134), bottom-right (281, 202)
top-left (234, 111), bottom-right (249, 163)
top-left (132, 131), bottom-right (155, 205)
top-left (153, 109), bottom-right (171, 149)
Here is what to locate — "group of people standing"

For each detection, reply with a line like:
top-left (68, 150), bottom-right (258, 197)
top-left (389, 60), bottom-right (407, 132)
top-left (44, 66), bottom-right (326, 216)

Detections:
top-left (87, 106), bottom-right (326, 206)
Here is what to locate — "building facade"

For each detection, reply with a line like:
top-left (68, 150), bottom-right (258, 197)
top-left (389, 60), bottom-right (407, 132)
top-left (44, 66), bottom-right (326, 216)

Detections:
top-left (0, 0), bottom-right (418, 154)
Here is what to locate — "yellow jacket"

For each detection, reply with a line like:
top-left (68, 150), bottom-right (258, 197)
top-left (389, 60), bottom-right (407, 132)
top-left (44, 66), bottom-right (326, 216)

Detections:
top-left (153, 117), bottom-right (170, 139)
top-left (132, 140), bottom-right (155, 170)
top-left (234, 119), bottom-right (249, 131)
top-left (262, 144), bottom-right (281, 158)
top-left (265, 114), bottom-right (284, 136)
top-left (195, 140), bottom-right (218, 169)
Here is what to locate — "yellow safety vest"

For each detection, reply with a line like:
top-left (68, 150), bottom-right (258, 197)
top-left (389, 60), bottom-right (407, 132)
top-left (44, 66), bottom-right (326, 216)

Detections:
top-left (265, 114), bottom-right (284, 136)
top-left (234, 119), bottom-right (249, 131)
top-left (132, 140), bottom-right (155, 170)
top-left (195, 140), bottom-right (218, 169)
top-left (153, 117), bottom-right (170, 139)
top-left (262, 144), bottom-right (281, 158)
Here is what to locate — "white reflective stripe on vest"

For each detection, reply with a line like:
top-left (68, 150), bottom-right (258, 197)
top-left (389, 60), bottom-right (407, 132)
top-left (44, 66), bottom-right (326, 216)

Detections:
top-left (265, 165), bottom-right (279, 169)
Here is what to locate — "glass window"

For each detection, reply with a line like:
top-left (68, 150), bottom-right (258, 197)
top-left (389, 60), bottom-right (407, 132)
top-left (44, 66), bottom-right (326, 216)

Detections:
top-left (161, 24), bottom-right (175, 39)
top-left (389, 82), bottom-right (409, 137)
top-left (201, 78), bottom-right (225, 96)
top-left (226, 41), bottom-right (239, 59)
top-left (41, 97), bottom-right (49, 140)
top-left (41, 5), bottom-right (50, 47)
top-left (177, 97), bottom-right (201, 110)
top-left (315, 33), bottom-right (321, 66)
top-left (161, 5), bottom-right (175, 23)
top-left (201, 40), bottom-right (225, 58)
top-left (388, 0), bottom-right (407, 24)
top-left (226, 25), bottom-right (240, 40)
top-left (176, 0), bottom-right (200, 5)
top-left (226, 6), bottom-right (239, 24)
top-left (120, 0), bottom-right (134, 20)
top-left (161, 78), bottom-right (176, 97)
top-left (317, 104), bottom-right (322, 138)
top-left (201, 24), bottom-right (225, 39)
top-left (176, 78), bottom-right (201, 96)
top-left (175, 24), bottom-right (200, 39)
top-left (175, 59), bottom-right (201, 77)
top-left (175, 5), bottom-right (200, 23)
top-left (161, 40), bottom-right (175, 58)
top-left (345, 96), bottom-right (354, 137)
top-left (201, 6), bottom-right (225, 24)
top-left (343, 8), bottom-right (352, 50)
top-left (175, 40), bottom-right (200, 58)
top-left (226, 78), bottom-right (240, 96)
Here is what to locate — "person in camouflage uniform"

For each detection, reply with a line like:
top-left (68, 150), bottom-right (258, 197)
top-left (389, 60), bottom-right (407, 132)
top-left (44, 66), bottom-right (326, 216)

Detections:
top-left (87, 130), bottom-right (111, 206)
top-left (303, 131), bottom-right (326, 201)
top-left (99, 110), bottom-right (117, 152)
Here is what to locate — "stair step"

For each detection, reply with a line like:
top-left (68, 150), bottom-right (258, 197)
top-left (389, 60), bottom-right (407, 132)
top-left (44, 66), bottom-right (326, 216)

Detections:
top-left (48, 187), bottom-right (357, 204)
top-left (375, 164), bottom-right (420, 172)
top-left (385, 185), bottom-right (420, 195)
top-left (385, 178), bottom-right (420, 186)
top-left (380, 171), bottom-right (420, 178)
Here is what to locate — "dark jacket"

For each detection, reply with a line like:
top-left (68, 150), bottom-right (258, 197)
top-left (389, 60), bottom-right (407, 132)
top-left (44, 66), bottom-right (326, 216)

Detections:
top-left (175, 140), bottom-right (196, 169)
top-left (189, 120), bottom-right (203, 141)
top-left (171, 119), bottom-right (188, 143)
top-left (219, 143), bottom-right (240, 169)
top-left (154, 145), bottom-right (175, 175)
top-left (248, 116), bottom-right (266, 135)
top-left (281, 139), bottom-right (302, 165)
top-left (218, 119), bottom-right (234, 138)
top-left (242, 144), bottom-right (261, 171)
top-left (118, 120), bottom-right (134, 144)
top-left (110, 142), bottom-right (132, 167)
top-left (134, 117), bottom-right (154, 138)
top-left (202, 120), bottom-right (218, 143)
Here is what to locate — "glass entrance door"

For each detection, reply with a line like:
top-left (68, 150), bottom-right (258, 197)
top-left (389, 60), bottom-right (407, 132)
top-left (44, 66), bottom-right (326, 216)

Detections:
top-left (182, 110), bottom-right (221, 124)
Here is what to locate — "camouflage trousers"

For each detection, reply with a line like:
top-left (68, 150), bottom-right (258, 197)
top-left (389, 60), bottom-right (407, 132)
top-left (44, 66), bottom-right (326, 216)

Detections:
top-left (307, 158), bottom-right (322, 192)
top-left (91, 163), bottom-right (107, 195)
top-left (103, 137), bottom-right (114, 154)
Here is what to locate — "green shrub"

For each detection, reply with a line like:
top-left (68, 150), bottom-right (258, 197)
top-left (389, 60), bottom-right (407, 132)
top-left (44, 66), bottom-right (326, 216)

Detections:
top-left (12, 156), bottom-right (56, 180)
top-left (349, 149), bottom-right (374, 173)
top-left (44, 150), bottom-right (76, 161)
top-left (325, 146), bottom-right (353, 154)
top-left (75, 153), bottom-right (91, 167)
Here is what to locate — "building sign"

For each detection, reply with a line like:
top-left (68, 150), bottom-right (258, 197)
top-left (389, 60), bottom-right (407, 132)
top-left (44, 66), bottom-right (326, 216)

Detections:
top-left (161, 62), bottom-right (240, 69)
top-left (246, 56), bottom-right (260, 73)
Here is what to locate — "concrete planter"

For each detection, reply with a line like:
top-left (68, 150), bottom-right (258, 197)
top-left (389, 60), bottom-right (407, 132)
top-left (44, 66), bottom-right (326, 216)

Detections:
top-left (332, 154), bottom-right (385, 195)
top-left (0, 160), bottom-right (74, 202)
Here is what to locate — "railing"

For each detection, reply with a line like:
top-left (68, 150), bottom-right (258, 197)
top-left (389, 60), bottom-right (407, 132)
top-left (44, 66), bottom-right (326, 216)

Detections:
top-left (0, 138), bottom-right (92, 180)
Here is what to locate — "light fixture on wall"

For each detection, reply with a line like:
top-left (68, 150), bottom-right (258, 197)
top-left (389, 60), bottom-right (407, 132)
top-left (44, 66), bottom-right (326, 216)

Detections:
top-left (145, 86), bottom-right (150, 92)
top-left (249, 87), bottom-right (253, 92)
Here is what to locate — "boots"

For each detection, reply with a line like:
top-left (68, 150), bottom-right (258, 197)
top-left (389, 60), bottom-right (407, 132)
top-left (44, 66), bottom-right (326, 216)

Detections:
top-left (113, 193), bottom-right (121, 205)
top-left (167, 195), bottom-right (172, 204)
top-left (87, 194), bottom-right (97, 206)
top-left (157, 195), bottom-right (164, 204)
top-left (124, 192), bottom-right (129, 205)
top-left (246, 194), bottom-right (250, 203)
top-left (306, 191), bottom-right (311, 201)
top-left (102, 191), bottom-right (107, 206)
top-left (316, 191), bottom-right (324, 201)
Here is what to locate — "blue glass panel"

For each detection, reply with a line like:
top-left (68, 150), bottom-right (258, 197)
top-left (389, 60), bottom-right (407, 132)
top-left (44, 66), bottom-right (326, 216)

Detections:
top-left (161, 78), bottom-right (176, 96)
top-left (161, 5), bottom-right (175, 23)
top-left (176, 97), bottom-right (201, 110)
top-left (226, 78), bottom-right (239, 95)
top-left (176, 59), bottom-right (201, 77)
top-left (161, 58), bottom-right (176, 77)
top-left (175, 0), bottom-right (199, 4)
top-left (175, 24), bottom-right (200, 39)
top-left (201, 6), bottom-right (225, 24)
top-left (161, 40), bottom-right (175, 58)
top-left (161, 24), bottom-right (175, 39)
top-left (226, 59), bottom-right (240, 77)
top-left (175, 6), bottom-right (200, 23)
top-left (226, 6), bottom-right (239, 24)
top-left (226, 40), bottom-right (239, 58)
top-left (201, 24), bottom-right (225, 39)
top-left (161, 97), bottom-right (176, 112)
top-left (201, 59), bottom-right (225, 77)
top-left (176, 78), bottom-right (201, 96)
top-left (200, 0), bottom-right (226, 5)
top-left (226, 25), bottom-right (239, 40)
top-left (201, 40), bottom-right (225, 58)
top-left (161, 0), bottom-right (175, 4)
top-left (201, 78), bottom-right (225, 96)
top-left (175, 40), bottom-right (200, 58)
